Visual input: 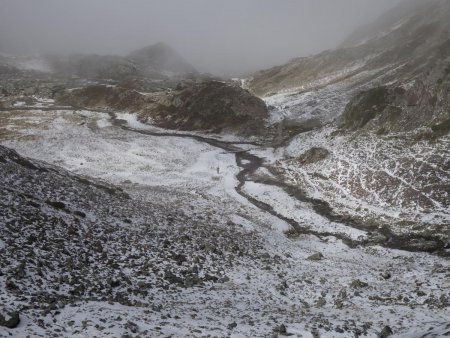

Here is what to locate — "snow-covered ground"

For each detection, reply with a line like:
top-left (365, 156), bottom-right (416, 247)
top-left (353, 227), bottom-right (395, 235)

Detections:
top-left (260, 75), bottom-right (450, 242)
top-left (1, 104), bottom-right (449, 337)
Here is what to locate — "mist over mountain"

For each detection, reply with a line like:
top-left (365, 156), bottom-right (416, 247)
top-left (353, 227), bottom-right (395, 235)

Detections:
top-left (0, 0), bottom-right (407, 76)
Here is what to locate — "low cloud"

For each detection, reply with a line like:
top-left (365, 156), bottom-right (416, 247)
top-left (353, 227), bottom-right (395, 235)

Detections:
top-left (0, 0), bottom-right (407, 75)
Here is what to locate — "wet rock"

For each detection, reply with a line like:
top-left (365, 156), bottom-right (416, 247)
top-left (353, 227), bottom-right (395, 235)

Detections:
top-left (125, 321), bottom-right (139, 333)
top-left (46, 200), bottom-right (66, 210)
top-left (15, 261), bottom-right (26, 279)
top-left (378, 325), bottom-right (393, 338)
top-left (74, 210), bottom-right (86, 218)
top-left (416, 290), bottom-right (426, 297)
top-left (273, 324), bottom-right (287, 335)
top-left (203, 274), bottom-right (219, 283)
top-left (307, 252), bottom-right (324, 261)
top-left (228, 322), bottom-right (237, 330)
top-left (381, 272), bottom-right (391, 280)
top-left (350, 279), bottom-right (369, 288)
top-left (0, 312), bottom-right (21, 329)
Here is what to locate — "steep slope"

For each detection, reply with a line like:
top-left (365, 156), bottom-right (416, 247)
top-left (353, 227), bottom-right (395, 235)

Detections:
top-left (249, 0), bottom-right (450, 133)
top-left (0, 144), bottom-right (264, 335)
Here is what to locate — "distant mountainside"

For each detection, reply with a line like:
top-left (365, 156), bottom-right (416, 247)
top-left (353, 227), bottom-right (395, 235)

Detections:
top-left (46, 54), bottom-right (138, 80)
top-left (248, 0), bottom-right (449, 246)
top-left (128, 42), bottom-right (198, 78)
top-left (0, 42), bottom-right (197, 81)
top-left (249, 0), bottom-right (450, 133)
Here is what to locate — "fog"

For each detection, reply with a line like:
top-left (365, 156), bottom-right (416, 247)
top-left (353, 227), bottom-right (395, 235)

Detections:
top-left (0, 0), bottom-right (406, 75)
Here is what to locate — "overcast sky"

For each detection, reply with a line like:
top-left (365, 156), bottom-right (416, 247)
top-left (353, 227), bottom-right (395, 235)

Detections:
top-left (0, 0), bottom-right (405, 75)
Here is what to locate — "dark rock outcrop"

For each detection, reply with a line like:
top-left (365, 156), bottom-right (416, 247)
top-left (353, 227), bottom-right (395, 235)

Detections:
top-left (141, 81), bottom-right (269, 135)
top-left (340, 87), bottom-right (390, 130)
top-left (297, 147), bottom-right (330, 165)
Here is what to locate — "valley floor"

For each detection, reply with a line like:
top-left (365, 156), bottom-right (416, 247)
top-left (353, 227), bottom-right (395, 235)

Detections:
top-left (0, 100), bottom-right (449, 337)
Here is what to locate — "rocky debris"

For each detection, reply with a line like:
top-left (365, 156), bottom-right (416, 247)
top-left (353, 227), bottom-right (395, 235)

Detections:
top-left (0, 72), bottom-right (66, 99)
top-left (0, 111), bottom-right (448, 337)
top-left (0, 144), bottom-right (265, 335)
top-left (140, 80), bottom-right (269, 135)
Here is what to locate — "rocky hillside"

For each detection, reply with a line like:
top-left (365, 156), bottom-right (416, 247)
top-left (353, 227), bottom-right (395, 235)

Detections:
top-left (47, 54), bottom-right (138, 80)
top-left (140, 81), bottom-right (268, 135)
top-left (0, 144), bottom-right (263, 335)
top-left (249, 0), bottom-right (450, 133)
top-left (45, 42), bottom-right (197, 81)
top-left (248, 0), bottom-right (450, 244)
top-left (58, 80), bottom-right (269, 136)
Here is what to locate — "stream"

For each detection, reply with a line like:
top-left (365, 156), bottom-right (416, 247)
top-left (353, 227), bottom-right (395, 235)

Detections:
top-left (106, 112), bottom-right (447, 255)
top-left (1, 106), bottom-right (446, 254)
